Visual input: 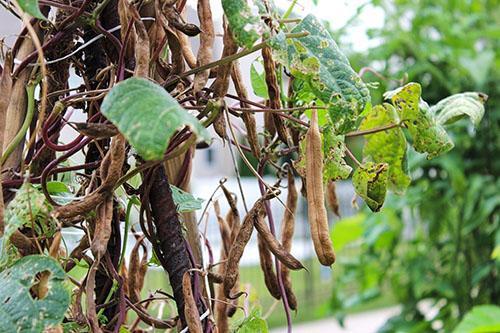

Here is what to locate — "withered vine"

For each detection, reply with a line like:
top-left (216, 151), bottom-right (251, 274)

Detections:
top-left (0, 0), bottom-right (487, 332)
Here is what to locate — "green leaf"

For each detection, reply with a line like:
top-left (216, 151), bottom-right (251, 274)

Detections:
top-left (3, 184), bottom-right (53, 241)
top-left (432, 92), bottom-right (487, 127)
top-left (294, 125), bottom-right (351, 181)
top-left (45, 181), bottom-right (70, 194)
top-left (170, 185), bottom-right (203, 213)
top-left (352, 162), bottom-right (389, 212)
top-left (331, 213), bottom-right (365, 251)
top-left (0, 255), bottom-right (70, 333)
top-left (17, 0), bottom-right (46, 20)
top-left (250, 61), bottom-right (269, 99)
top-left (492, 245), bottom-right (500, 261)
top-left (233, 308), bottom-right (269, 333)
top-left (221, 0), bottom-right (267, 48)
top-left (360, 104), bottom-right (410, 194)
top-left (284, 15), bottom-right (370, 133)
top-left (453, 305), bottom-right (500, 333)
top-left (387, 82), bottom-right (454, 159)
top-left (323, 126), bottom-right (352, 180)
top-left (101, 77), bottom-right (210, 161)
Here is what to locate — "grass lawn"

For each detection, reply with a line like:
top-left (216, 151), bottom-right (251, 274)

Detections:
top-left (68, 255), bottom-right (397, 330)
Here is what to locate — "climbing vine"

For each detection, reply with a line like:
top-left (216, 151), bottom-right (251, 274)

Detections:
top-left (0, 0), bottom-right (487, 332)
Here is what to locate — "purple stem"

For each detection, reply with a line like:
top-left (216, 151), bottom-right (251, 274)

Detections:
top-left (257, 159), bottom-right (293, 333)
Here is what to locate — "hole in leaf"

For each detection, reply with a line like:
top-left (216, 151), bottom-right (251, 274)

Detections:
top-left (29, 270), bottom-right (52, 300)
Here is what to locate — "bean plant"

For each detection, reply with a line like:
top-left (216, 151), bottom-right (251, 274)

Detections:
top-left (0, 0), bottom-right (488, 332)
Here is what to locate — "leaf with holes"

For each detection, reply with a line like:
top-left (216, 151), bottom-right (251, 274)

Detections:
top-left (17, 0), bottom-right (46, 20)
top-left (432, 92), bottom-right (487, 127)
top-left (323, 126), bottom-right (352, 181)
top-left (388, 82), bottom-right (454, 159)
top-left (353, 162), bottom-right (389, 212)
top-left (101, 77), bottom-right (210, 161)
top-left (360, 104), bottom-right (410, 194)
top-left (0, 255), bottom-right (70, 333)
top-left (294, 125), bottom-right (351, 182)
top-left (2, 183), bottom-right (53, 242)
top-left (221, 0), bottom-right (267, 48)
top-left (282, 15), bottom-right (370, 133)
top-left (170, 185), bottom-right (203, 213)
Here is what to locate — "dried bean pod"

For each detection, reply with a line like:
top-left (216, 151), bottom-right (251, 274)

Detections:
top-left (326, 180), bottom-right (341, 218)
top-left (280, 168), bottom-right (298, 309)
top-left (306, 110), bottom-right (336, 266)
top-left (257, 232), bottom-right (281, 299)
top-left (261, 45), bottom-right (290, 144)
top-left (223, 197), bottom-right (267, 298)
top-left (182, 272), bottom-right (203, 333)
top-left (193, 0), bottom-right (214, 93)
top-left (231, 64), bottom-right (260, 158)
top-left (254, 212), bottom-right (304, 271)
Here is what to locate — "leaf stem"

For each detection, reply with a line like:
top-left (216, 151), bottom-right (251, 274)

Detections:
top-left (1, 83), bottom-right (36, 166)
top-left (345, 122), bottom-right (400, 137)
top-left (163, 32), bottom-right (309, 87)
top-left (345, 147), bottom-right (363, 168)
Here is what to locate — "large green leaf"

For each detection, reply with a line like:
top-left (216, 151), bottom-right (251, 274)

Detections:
top-left (283, 15), bottom-right (370, 133)
top-left (17, 0), bottom-right (46, 20)
top-left (101, 77), bottom-right (210, 161)
top-left (221, 0), bottom-right (267, 48)
top-left (453, 305), bottom-right (500, 333)
top-left (0, 255), bottom-right (70, 333)
top-left (432, 92), bottom-right (487, 127)
top-left (170, 185), bottom-right (203, 213)
top-left (360, 104), bottom-right (410, 194)
top-left (331, 213), bottom-right (365, 252)
top-left (387, 83), bottom-right (454, 159)
top-left (353, 162), bottom-right (389, 212)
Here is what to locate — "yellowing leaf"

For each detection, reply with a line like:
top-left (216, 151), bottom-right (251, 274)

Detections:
top-left (294, 125), bottom-right (352, 181)
top-left (353, 162), bottom-right (389, 212)
top-left (388, 83), bottom-right (454, 159)
top-left (432, 92), bottom-right (487, 127)
top-left (221, 0), bottom-right (267, 48)
top-left (360, 104), bottom-right (410, 194)
top-left (323, 126), bottom-right (352, 181)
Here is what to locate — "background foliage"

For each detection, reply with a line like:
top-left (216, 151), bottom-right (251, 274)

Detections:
top-left (330, 0), bottom-right (499, 331)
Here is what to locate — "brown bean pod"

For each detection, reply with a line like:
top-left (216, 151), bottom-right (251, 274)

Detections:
top-left (208, 271), bottom-right (224, 284)
top-left (257, 232), bottom-right (281, 299)
top-left (128, 237), bottom-right (143, 303)
top-left (182, 272), bottom-right (202, 333)
top-left (193, 0), bottom-right (214, 93)
top-left (90, 195), bottom-right (113, 259)
top-left (253, 212), bottom-right (304, 271)
top-left (326, 180), bottom-right (341, 218)
top-left (261, 45), bottom-right (290, 144)
top-left (306, 110), bottom-right (336, 266)
top-left (223, 198), bottom-right (266, 299)
top-left (220, 184), bottom-right (240, 239)
top-left (215, 249), bottom-right (229, 332)
top-left (280, 168), bottom-right (298, 309)
top-left (214, 200), bottom-right (232, 256)
top-left (230, 64), bottom-right (260, 158)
